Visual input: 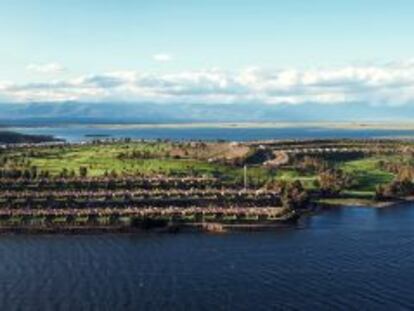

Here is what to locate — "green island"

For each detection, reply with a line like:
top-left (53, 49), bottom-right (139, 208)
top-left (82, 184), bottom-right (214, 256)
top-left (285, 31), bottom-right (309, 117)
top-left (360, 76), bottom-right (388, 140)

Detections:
top-left (1, 137), bottom-right (414, 233)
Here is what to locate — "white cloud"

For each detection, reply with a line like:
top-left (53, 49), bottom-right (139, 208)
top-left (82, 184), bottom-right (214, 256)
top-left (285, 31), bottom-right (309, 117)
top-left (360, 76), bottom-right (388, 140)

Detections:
top-left (152, 53), bottom-right (173, 62)
top-left (4, 60), bottom-right (414, 104)
top-left (26, 62), bottom-right (66, 74)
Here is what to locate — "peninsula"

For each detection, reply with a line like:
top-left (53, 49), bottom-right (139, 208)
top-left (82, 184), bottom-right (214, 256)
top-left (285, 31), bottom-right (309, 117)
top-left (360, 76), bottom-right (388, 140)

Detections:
top-left (0, 138), bottom-right (412, 233)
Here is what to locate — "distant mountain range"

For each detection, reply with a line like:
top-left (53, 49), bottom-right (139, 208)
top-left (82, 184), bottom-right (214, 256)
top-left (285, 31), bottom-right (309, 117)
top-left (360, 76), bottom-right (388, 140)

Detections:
top-left (0, 102), bottom-right (411, 126)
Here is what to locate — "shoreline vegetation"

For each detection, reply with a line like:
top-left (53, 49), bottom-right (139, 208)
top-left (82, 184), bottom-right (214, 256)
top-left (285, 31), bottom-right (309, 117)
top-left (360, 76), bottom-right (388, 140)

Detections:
top-left (0, 131), bottom-right (61, 144)
top-left (1, 133), bottom-right (414, 233)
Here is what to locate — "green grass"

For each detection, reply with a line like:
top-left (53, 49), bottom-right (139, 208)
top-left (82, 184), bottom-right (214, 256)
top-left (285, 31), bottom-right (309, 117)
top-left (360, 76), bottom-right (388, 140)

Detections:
top-left (51, 216), bottom-right (67, 224)
top-left (6, 143), bottom-right (227, 177)
top-left (97, 216), bottom-right (111, 224)
top-left (340, 157), bottom-right (395, 191)
top-left (342, 190), bottom-right (376, 198)
top-left (180, 215), bottom-right (196, 222)
top-left (118, 216), bottom-right (131, 224)
top-left (317, 197), bottom-right (378, 207)
top-left (3, 142), bottom-right (277, 185)
top-left (2, 143), bottom-right (404, 193)
top-left (8, 216), bottom-right (23, 224)
top-left (75, 216), bottom-right (89, 223)
top-left (29, 217), bottom-right (47, 225)
top-left (274, 169), bottom-right (317, 189)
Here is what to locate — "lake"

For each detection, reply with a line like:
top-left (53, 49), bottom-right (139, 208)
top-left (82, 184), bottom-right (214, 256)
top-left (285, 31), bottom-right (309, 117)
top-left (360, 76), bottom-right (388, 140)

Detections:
top-left (7, 124), bottom-right (414, 142)
top-left (1, 205), bottom-right (414, 310)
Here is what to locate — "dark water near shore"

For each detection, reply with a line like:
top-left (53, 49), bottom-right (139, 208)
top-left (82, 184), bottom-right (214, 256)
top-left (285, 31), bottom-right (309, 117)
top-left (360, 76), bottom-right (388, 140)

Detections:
top-left (7, 125), bottom-right (414, 142)
top-left (2, 205), bottom-right (414, 310)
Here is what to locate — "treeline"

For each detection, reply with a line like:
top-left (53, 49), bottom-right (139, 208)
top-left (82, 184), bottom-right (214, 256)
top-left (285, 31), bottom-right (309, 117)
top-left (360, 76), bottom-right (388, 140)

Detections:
top-left (377, 160), bottom-right (414, 181)
top-left (314, 169), bottom-right (355, 196)
top-left (0, 176), bottom-right (223, 191)
top-left (292, 154), bottom-right (365, 173)
top-left (258, 138), bottom-right (411, 151)
top-left (291, 156), bottom-right (356, 196)
top-left (0, 166), bottom-right (89, 179)
top-left (0, 131), bottom-right (61, 144)
top-left (375, 179), bottom-right (414, 200)
top-left (0, 194), bottom-right (282, 210)
top-left (292, 156), bottom-right (330, 174)
top-left (374, 160), bottom-right (414, 200)
top-left (264, 179), bottom-right (309, 210)
top-left (0, 165), bottom-right (215, 180)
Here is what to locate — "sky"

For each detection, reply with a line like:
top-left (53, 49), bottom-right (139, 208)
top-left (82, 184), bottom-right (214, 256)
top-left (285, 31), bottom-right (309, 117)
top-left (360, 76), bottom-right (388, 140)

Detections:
top-left (1, 0), bottom-right (414, 106)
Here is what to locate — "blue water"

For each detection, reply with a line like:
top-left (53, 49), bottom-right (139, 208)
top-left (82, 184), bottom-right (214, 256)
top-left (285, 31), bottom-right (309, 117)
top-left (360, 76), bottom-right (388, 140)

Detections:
top-left (7, 125), bottom-right (414, 142)
top-left (4, 125), bottom-right (414, 309)
top-left (1, 205), bottom-right (414, 310)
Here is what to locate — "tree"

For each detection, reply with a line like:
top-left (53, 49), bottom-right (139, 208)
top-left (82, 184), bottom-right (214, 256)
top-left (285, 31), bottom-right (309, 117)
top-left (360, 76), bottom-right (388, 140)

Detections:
top-left (264, 179), bottom-right (286, 193)
top-left (30, 166), bottom-right (38, 179)
top-left (60, 168), bottom-right (69, 178)
top-left (23, 169), bottom-right (31, 179)
top-left (79, 166), bottom-right (88, 178)
top-left (298, 156), bottom-right (328, 174)
top-left (376, 178), bottom-right (414, 199)
top-left (316, 169), bottom-right (353, 196)
top-left (281, 180), bottom-right (309, 210)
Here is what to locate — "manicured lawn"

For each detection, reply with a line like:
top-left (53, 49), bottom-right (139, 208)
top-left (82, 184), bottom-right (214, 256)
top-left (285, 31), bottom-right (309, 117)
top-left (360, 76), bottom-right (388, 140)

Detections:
top-left (3, 142), bottom-right (277, 186)
top-left (274, 169), bottom-right (317, 189)
top-left (340, 157), bottom-right (395, 191)
top-left (1, 142), bottom-right (403, 193)
top-left (6, 143), bottom-right (229, 177)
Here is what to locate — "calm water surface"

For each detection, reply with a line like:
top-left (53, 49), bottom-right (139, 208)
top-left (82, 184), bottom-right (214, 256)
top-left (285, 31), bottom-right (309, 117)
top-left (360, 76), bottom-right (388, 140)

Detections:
top-left (1, 205), bottom-right (414, 310)
top-left (8, 125), bottom-right (414, 142)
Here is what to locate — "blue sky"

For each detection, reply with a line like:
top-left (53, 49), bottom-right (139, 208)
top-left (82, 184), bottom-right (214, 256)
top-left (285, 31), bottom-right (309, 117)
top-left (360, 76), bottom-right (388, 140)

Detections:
top-left (1, 0), bottom-right (414, 105)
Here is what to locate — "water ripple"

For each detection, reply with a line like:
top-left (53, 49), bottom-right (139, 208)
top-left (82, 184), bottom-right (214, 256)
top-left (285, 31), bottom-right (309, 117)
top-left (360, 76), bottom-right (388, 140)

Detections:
top-left (1, 206), bottom-right (414, 309)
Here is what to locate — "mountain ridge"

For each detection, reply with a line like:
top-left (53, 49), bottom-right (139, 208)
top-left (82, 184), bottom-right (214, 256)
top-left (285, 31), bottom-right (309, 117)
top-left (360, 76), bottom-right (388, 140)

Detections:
top-left (0, 102), bottom-right (412, 126)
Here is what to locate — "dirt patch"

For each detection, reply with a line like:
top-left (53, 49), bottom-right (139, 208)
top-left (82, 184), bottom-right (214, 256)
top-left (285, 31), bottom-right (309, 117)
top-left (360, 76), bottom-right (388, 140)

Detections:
top-left (169, 142), bottom-right (251, 162)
